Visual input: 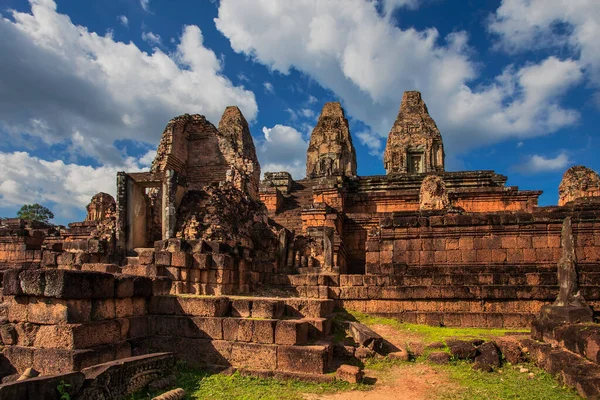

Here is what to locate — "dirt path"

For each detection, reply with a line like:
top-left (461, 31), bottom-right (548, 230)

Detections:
top-left (305, 324), bottom-right (460, 400)
top-left (317, 363), bottom-right (455, 400)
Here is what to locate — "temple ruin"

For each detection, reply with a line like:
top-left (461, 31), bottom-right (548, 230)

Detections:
top-left (1, 91), bottom-right (600, 398)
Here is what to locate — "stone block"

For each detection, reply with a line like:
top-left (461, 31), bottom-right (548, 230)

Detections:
top-left (231, 299), bottom-right (252, 317)
top-left (81, 263), bottom-right (121, 273)
top-left (336, 364), bottom-right (363, 384)
top-left (171, 252), bottom-right (191, 268)
top-left (114, 275), bottom-right (135, 298)
top-left (191, 317), bottom-right (223, 340)
top-left (212, 254), bottom-right (234, 270)
top-left (252, 319), bottom-right (276, 344)
top-left (91, 298), bottom-right (116, 320)
top-left (192, 254), bottom-right (212, 269)
top-left (252, 299), bottom-right (284, 319)
top-left (33, 320), bottom-right (122, 349)
top-left (155, 251), bottom-right (172, 266)
top-left (177, 297), bottom-right (230, 317)
top-left (275, 320), bottom-right (308, 345)
top-left (148, 296), bottom-right (178, 315)
top-left (230, 342), bottom-right (276, 370)
top-left (43, 270), bottom-right (115, 299)
top-left (277, 344), bottom-right (330, 374)
top-left (3, 269), bottom-right (23, 296)
top-left (27, 298), bottom-right (91, 324)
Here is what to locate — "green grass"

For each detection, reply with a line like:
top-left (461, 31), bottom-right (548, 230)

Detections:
top-left (436, 361), bottom-right (581, 400)
top-left (126, 366), bottom-right (369, 400)
top-left (345, 310), bottom-right (528, 344)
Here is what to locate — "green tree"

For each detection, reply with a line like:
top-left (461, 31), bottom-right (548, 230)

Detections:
top-left (17, 204), bottom-right (54, 223)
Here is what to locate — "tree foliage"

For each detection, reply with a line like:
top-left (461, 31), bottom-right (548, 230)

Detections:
top-left (17, 203), bottom-right (54, 223)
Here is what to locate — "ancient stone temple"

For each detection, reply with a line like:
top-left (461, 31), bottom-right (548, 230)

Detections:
top-left (384, 91), bottom-right (444, 174)
top-left (1, 92), bottom-right (600, 396)
top-left (306, 102), bottom-right (357, 178)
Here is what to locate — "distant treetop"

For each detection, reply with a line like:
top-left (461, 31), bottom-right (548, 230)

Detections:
top-left (17, 204), bottom-right (54, 223)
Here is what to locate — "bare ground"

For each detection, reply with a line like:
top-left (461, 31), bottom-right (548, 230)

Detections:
top-left (304, 324), bottom-right (461, 400)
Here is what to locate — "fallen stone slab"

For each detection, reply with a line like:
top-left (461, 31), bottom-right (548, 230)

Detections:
top-left (348, 322), bottom-right (383, 352)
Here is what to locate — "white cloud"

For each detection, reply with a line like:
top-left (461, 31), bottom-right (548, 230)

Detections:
top-left (489, 0), bottom-right (600, 89)
top-left (258, 125), bottom-right (308, 179)
top-left (0, 0), bottom-right (257, 165)
top-left (357, 131), bottom-right (383, 157)
top-left (308, 95), bottom-right (318, 104)
top-left (300, 108), bottom-right (315, 118)
top-left (141, 31), bottom-right (162, 46)
top-left (0, 151), bottom-right (147, 220)
top-left (284, 108), bottom-right (298, 121)
top-left (382, 0), bottom-right (420, 15)
top-left (514, 151), bottom-right (571, 174)
top-left (140, 0), bottom-right (150, 12)
top-left (263, 81), bottom-right (275, 94)
top-left (117, 15), bottom-right (128, 27)
top-left (215, 0), bottom-right (582, 158)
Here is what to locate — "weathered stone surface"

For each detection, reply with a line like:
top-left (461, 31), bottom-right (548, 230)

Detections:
top-left (306, 102), bottom-right (356, 178)
top-left (0, 371), bottom-right (84, 400)
top-left (558, 165), bottom-right (600, 206)
top-left (336, 364), bottom-right (363, 383)
top-left (428, 351), bottom-right (451, 364)
top-left (384, 91), bottom-right (444, 174)
top-left (419, 175), bottom-right (449, 210)
top-left (473, 342), bottom-right (501, 372)
top-left (85, 192), bottom-right (115, 222)
top-left (348, 322), bottom-right (383, 352)
top-left (218, 106), bottom-right (261, 200)
top-left (446, 339), bottom-right (477, 360)
top-left (537, 217), bottom-right (593, 325)
top-left (77, 352), bottom-right (176, 400)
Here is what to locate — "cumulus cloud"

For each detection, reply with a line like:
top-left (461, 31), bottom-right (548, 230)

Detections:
top-left (0, 0), bottom-right (258, 220)
top-left (0, 151), bottom-right (148, 221)
top-left (300, 109), bottom-right (315, 118)
top-left (514, 151), bottom-right (571, 174)
top-left (118, 15), bottom-right (128, 27)
top-left (0, 0), bottom-right (257, 165)
top-left (141, 31), bottom-right (161, 46)
top-left (489, 0), bottom-right (600, 92)
top-left (215, 0), bottom-right (582, 159)
top-left (257, 125), bottom-right (309, 179)
top-left (357, 131), bottom-right (384, 157)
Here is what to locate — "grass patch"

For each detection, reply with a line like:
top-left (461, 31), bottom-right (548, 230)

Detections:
top-left (436, 361), bottom-right (581, 400)
top-left (126, 366), bottom-right (369, 400)
top-left (345, 310), bottom-right (528, 343)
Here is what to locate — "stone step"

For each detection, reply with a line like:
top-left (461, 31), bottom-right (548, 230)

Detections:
top-left (137, 337), bottom-right (333, 375)
top-left (368, 311), bottom-right (533, 328)
top-left (148, 296), bottom-right (335, 320)
top-left (523, 338), bottom-right (600, 399)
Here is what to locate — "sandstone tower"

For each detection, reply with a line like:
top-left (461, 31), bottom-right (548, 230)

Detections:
top-left (383, 91), bottom-right (445, 174)
top-left (306, 102), bottom-right (357, 178)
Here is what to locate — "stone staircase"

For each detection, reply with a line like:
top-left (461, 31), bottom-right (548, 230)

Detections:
top-left (138, 295), bottom-right (337, 376)
top-left (271, 180), bottom-right (314, 234)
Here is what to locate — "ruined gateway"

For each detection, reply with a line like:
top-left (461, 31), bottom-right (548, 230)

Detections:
top-left (1, 91), bottom-right (600, 398)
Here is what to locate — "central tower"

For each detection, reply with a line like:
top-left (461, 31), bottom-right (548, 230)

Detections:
top-left (306, 102), bottom-right (357, 178)
top-left (383, 91), bottom-right (445, 174)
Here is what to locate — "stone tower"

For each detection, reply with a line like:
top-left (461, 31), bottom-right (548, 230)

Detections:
top-left (383, 91), bottom-right (445, 174)
top-left (306, 102), bottom-right (357, 178)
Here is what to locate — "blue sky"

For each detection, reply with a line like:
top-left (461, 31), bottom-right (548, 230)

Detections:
top-left (0, 0), bottom-right (599, 224)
